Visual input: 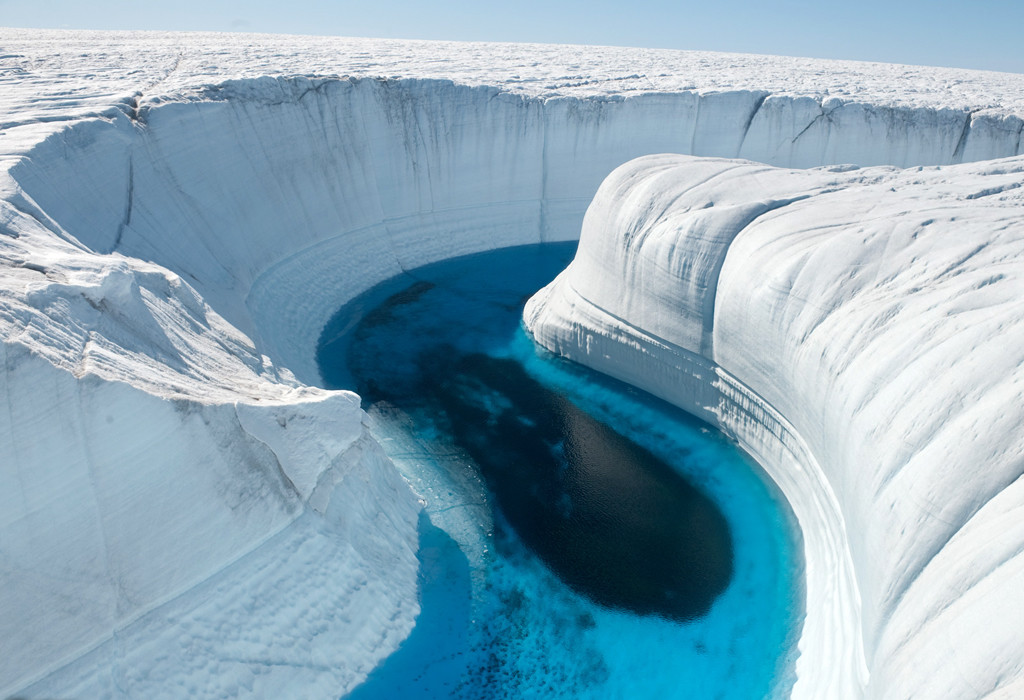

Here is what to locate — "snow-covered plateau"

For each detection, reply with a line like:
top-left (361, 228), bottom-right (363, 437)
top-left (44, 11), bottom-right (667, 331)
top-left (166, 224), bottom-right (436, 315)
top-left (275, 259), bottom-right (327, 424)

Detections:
top-left (1, 28), bottom-right (1023, 699)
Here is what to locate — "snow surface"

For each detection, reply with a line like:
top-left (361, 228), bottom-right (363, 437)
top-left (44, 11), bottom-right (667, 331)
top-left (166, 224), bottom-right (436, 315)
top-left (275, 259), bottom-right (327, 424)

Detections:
top-left (2, 28), bottom-right (1024, 699)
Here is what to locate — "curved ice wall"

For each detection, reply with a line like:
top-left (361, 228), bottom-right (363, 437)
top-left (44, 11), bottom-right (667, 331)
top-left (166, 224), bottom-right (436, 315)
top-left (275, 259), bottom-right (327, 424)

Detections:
top-left (2, 35), bottom-right (1024, 698)
top-left (525, 155), bottom-right (1024, 700)
top-left (12, 77), bottom-right (1024, 383)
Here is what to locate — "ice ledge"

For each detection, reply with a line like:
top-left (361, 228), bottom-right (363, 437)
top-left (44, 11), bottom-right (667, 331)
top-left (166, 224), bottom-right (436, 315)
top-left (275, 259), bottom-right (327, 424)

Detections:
top-left (0, 190), bottom-right (421, 696)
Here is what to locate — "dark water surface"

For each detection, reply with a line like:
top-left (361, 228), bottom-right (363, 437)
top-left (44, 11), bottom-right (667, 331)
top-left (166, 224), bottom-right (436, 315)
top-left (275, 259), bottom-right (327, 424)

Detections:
top-left (319, 243), bottom-right (802, 699)
top-left (428, 351), bottom-right (732, 620)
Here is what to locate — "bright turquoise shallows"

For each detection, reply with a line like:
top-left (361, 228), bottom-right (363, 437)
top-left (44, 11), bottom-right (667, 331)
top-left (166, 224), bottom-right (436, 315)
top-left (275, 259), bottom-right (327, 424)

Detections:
top-left (317, 242), bottom-right (803, 699)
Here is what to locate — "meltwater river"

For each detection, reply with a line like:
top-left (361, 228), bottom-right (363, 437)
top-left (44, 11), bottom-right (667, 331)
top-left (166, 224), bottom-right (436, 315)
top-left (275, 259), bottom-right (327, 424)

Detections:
top-left (318, 243), bottom-right (802, 699)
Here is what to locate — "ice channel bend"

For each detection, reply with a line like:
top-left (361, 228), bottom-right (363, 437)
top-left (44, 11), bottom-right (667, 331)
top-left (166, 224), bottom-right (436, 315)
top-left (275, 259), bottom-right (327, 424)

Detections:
top-left (317, 242), bottom-right (803, 699)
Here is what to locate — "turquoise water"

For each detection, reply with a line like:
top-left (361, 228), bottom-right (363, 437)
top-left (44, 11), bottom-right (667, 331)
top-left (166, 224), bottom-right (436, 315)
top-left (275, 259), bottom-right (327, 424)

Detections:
top-left (318, 243), bottom-right (803, 699)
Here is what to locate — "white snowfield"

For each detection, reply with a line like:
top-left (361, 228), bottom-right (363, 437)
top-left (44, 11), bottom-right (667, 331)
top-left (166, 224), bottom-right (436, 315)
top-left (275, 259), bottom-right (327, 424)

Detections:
top-left (1, 28), bottom-right (1023, 699)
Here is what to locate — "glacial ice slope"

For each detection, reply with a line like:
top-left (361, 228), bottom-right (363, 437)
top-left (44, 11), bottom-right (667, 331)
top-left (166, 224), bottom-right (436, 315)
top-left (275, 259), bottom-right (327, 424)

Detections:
top-left (525, 154), bottom-right (1024, 700)
top-left (3, 28), bottom-right (1024, 698)
top-left (0, 184), bottom-right (422, 696)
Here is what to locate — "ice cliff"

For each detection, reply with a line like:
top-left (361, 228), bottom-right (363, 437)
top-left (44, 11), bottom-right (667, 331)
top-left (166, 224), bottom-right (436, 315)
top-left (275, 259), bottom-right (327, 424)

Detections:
top-left (525, 155), bottom-right (1024, 699)
top-left (2, 28), bottom-right (1024, 698)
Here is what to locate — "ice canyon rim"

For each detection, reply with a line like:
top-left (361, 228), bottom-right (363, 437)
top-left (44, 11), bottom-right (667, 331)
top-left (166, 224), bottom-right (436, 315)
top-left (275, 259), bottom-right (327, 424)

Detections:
top-left (2, 29), bottom-right (1024, 699)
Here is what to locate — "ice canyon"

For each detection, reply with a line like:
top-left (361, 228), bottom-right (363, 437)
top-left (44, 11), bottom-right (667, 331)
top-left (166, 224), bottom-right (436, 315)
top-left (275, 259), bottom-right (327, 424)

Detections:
top-left (1, 29), bottom-right (1023, 699)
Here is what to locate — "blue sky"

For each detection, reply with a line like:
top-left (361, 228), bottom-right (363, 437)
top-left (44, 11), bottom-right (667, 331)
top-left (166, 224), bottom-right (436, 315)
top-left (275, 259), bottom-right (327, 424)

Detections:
top-left (2, 0), bottom-right (1022, 74)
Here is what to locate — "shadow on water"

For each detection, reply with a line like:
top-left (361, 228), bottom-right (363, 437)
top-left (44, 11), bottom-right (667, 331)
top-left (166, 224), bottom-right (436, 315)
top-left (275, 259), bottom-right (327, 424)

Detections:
top-left (424, 349), bottom-right (732, 620)
top-left (347, 513), bottom-right (473, 700)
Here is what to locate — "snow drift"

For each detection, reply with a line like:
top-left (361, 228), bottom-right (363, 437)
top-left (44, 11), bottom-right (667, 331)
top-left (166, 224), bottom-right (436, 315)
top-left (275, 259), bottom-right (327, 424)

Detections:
top-left (2, 30), bottom-right (1024, 698)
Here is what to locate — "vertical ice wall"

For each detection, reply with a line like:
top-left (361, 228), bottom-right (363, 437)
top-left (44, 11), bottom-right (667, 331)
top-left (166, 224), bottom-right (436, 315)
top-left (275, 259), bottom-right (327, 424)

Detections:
top-left (10, 77), bottom-right (1022, 383)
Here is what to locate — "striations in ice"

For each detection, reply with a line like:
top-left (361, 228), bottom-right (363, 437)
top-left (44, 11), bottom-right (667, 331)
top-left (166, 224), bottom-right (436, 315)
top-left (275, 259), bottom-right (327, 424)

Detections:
top-left (2, 28), bottom-right (1024, 699)
top-left (525, 154), bottom-right (1024, 699)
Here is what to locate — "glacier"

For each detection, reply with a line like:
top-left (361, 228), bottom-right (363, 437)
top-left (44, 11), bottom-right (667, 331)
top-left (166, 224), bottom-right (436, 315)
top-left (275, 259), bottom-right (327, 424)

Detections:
top-left (525, 154), bottom-right (1024, 699)
top-left (1, 28), bottom-right (1023, 699)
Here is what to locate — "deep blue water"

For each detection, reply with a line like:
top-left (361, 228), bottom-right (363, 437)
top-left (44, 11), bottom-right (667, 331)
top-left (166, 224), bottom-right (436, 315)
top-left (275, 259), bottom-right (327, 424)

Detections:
top-left (318, 243), bottom-right (802, 699)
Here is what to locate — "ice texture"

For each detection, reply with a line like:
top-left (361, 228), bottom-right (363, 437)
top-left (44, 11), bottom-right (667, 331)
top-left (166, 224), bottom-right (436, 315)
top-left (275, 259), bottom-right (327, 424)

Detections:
top-left (2, 28), bottom-right (1024, 698)
top-left (525, 155), bottom-right (1024, 699)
